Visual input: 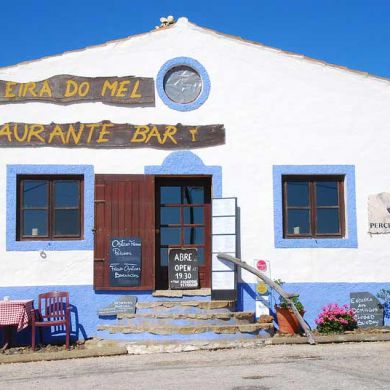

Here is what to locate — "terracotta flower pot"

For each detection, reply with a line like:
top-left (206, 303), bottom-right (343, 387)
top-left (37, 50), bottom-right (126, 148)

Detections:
top-left (275, 306), bottom-right (305, 335)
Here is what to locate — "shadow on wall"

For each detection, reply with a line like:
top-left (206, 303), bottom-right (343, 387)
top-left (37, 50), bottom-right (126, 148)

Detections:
top-left (236, 282), bottom-right (257, 313)
top-left (384, 302), bottom-right (390, 319)
top-left (0, 304), bottom-right (86, 348)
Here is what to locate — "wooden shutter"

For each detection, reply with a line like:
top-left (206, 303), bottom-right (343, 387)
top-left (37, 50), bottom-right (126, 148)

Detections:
top-left (94, 174), bottom-right (155, 290)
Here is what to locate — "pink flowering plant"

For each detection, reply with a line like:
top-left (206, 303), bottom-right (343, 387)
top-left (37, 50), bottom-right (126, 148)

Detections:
top-left (315, 303), bottom-right (357, 334)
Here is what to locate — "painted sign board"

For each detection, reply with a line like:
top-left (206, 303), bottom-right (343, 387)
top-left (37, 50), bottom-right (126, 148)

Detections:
top-left (350, 292), bottom-right (384, 327)
top-left (256, 260), bottom-right (267, 272)
top-left (98, 296), bottom-right (138, 316)
top-left (169, 248), bottom-right (199, 289)
top-left (256, 282), bottom-right (268, 295)
top-left (368, 192), bottom-right (390, 234)
top-left (256, 296), bottom-right (270, 318)
top-left (0, 122), bottom-right (225, 149)
top-left (109, 237), bottom-right (141, 287)
top-left (0, 75), bottom-right (155, 105)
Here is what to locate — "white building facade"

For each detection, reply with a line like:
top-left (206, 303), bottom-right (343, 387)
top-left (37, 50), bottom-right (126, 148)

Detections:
top-left (0, 18), bottom-right (389, 342)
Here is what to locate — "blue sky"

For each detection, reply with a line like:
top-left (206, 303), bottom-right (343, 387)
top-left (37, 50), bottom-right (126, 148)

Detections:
top-left (1, 1), bottom-right (389, 78)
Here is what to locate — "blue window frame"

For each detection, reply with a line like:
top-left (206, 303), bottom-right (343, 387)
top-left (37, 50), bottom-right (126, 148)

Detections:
top-left (273, 165), bottom-right (357, 248)
top-left (7, 165), bottom-right (94, 251)
top-left (156, 57), bottom-right (210, 111)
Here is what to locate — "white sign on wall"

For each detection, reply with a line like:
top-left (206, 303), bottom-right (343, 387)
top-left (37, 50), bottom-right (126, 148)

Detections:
top-left (368, 192), bottom-right (390, 234)
top-left (211, 198), bottom-right (237, 296)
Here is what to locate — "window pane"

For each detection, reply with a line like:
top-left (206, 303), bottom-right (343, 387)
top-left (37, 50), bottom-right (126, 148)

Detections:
top-left (163, 65), bottom-right (202, 104)
top-left (23, 180), bottom-right (48, 208)
top-left (160, 248), bottom-right (168, 266)
top-left (317, 208), bottom-right (340, 234)
top-left (287, 209), bottom-right (310, 235)
top-left (316, 181), bottom-right (339, 206)
top-left (54, 181), bottom-right (80, 207)
top-left (184, 227), bottom-right (204, 244)
top-left (23, 210), bottom-right (48, 236)
top-left (183, 207), bottom-right (204, 224)
top-left (286, 181), bottom-right (309, 207)
top-left (160, 207), bottom-right (180, 225)
top-left (160, 187), bottom-right (181, 204)
top-left (161, 227), bottom-right (181, 245)
top-left (183, 187), bottom-right (204, 204)
top-left (54, 210), bottom-right (80, 236)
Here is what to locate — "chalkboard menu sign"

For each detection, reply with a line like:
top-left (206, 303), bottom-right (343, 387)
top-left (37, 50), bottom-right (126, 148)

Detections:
top-left (109, 237), bottom-right (141, 287)
top-left (98, 296), bottom-right (137, 317)
top-left (169, 248), bottom-right (199, 289)
top-left (350, 292), bottom-right (384, 327)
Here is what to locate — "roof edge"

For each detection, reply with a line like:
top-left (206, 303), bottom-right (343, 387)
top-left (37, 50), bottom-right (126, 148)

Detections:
top-left (187, 20), bottom-right (390, 85)
top-left (0, 23), bottom-right (175, 71)
top-left (1, 17), bottom-right (389, 85)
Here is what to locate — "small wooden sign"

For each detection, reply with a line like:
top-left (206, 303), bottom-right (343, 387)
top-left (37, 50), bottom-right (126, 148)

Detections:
top-left (0, 75), bottom-right (155, 105)
top-left (98, 296), bottom-right (138, 317)
top-left (169, 248), bottom-right (199, 290)
top-left (109, 237), bottom-right (141, 287)
top-left (0, 121), bottom-right (225, 149)
top-left (350, 292), bottom-right (384, 327)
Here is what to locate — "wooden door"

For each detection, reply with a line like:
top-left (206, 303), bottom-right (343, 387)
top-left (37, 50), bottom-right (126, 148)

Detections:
top-left (94, 175), bottom-right (155, 290)
top-left (155, 176), bottom-right (212, 290)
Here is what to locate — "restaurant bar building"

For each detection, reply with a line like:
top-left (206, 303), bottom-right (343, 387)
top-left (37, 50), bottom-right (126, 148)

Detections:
top-left (0, 17), bottom-right (389, 344)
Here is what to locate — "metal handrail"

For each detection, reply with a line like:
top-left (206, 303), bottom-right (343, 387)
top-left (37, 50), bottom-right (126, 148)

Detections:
top-left (217, 253), bottom-right (316, 345)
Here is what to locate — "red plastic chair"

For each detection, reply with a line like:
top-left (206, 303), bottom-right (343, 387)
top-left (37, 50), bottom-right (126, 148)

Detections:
top-left (31, 291), bottom-right (70, 350)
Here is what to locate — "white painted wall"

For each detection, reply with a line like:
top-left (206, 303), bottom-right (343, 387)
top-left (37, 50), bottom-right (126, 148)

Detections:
top-left (1, 18), bottom-right (390, 287)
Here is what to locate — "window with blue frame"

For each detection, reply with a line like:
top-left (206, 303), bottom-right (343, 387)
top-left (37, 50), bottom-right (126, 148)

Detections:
top-left (273, 165), bottom-right (357, 249)
top-left (282, 175), bottom-right (345, 238)
top-left (17, 175), bottom-right (83, 241)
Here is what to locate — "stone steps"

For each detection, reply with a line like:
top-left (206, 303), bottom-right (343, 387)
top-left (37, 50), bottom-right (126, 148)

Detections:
top-left (152, 289), bottom-right (211, 297)
top-left (97, 298), bottom-right (272, 342)
top-left (118, 311), bottom-right (254, 321)
top-left (136, 300), bottom-right (234, 310)
top-left (97, 323), bottom-right (273, 335)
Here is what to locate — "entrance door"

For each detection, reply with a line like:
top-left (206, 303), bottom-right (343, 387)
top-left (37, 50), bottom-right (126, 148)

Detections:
top-left (155, 176), bottom-right (211, 290)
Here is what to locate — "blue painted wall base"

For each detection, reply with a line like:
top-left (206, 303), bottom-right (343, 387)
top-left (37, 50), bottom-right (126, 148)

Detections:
top-left (237, 282), bottom-right (390, 329)
top-left (1, 282), bottom-right (389, 346)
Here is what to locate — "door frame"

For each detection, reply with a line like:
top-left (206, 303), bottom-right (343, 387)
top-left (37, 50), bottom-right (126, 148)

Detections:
top-left (154, 175), bottom-right (212, 290)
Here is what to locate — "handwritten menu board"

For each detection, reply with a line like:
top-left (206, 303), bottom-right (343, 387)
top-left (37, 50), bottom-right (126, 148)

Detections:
top-left (109, 237), bottom-right (141, 287)
top-left (169, 248), bottom-right (199, 290)
top-left (98, 296), bottom-right (138, 317)
top-left (350, 292), bottom-right (384, 327)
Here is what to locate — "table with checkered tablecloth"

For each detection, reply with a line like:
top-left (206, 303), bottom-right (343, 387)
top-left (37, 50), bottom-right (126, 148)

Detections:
top-left (0, 300), bottom-right (34, 332)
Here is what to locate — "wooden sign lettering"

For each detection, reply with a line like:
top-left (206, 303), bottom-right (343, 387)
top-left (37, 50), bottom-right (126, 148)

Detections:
top-left (0, 121), bottom-right (225, 149)
top-left (0, 75), bottom-right (155, 105)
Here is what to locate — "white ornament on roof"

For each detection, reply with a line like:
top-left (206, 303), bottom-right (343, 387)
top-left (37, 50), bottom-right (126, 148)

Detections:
top-left (155, 15), bottom-right (176, 29)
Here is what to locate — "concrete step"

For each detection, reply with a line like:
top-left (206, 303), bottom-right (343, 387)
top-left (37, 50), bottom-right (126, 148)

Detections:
top-left (152, 289), bottom-right (211, 298)
top-left (97, 323), bottom-right (273, 335)
top-left (136, 300), bottom-right (234, 310)
top-left (118, 311), bottom-right (254, 321)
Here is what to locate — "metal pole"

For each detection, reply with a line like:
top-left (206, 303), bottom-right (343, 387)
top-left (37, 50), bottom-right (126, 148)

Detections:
top-left (217, 253), bottom-right (316, 345)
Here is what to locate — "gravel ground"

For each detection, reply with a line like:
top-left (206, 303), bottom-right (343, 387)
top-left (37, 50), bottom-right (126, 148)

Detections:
top-left (0, 341), bottom-right (389, 390)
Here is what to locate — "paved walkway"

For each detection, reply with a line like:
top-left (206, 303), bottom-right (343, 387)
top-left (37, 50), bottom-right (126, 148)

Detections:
top-left (0, 342), bottom-right (389, 389)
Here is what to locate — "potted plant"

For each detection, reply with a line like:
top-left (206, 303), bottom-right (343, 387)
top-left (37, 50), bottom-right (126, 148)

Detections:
top-left (315, 303), bottom-right (357, 334)
top-left (273, 279), bottom-right (305, 335)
